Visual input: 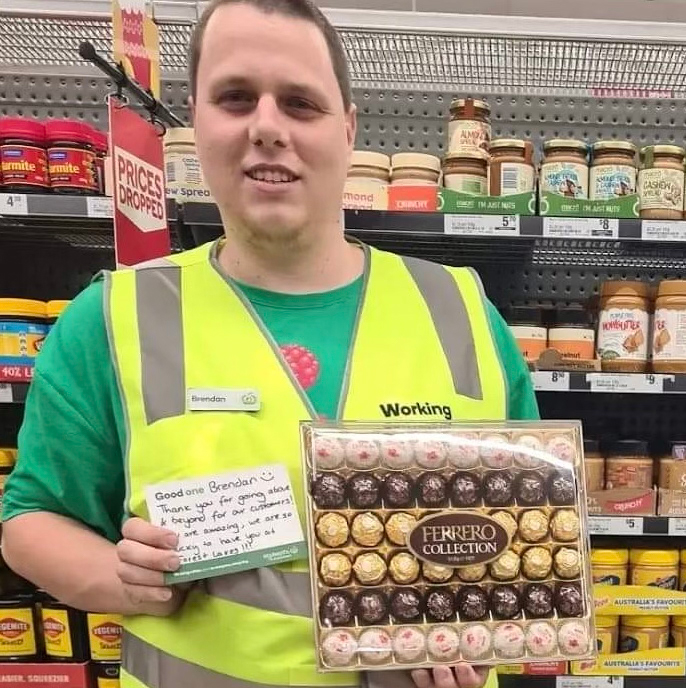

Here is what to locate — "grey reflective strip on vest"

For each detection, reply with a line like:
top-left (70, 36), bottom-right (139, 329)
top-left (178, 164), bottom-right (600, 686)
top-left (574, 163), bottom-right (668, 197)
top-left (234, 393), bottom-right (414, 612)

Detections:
top-left (123, 631), bottom-right (360, 688)
top-left (206, 568), bottom-right (312, 616)
top-left (135, 265), bottom-right (186, 424)
top-left (402, 255), bottom-right (482, 400)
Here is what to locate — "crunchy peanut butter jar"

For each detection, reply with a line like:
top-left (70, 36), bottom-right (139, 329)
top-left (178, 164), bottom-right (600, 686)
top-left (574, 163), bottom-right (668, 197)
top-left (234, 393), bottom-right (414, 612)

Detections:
top-left (390, 153), bottom-right (441, 186)
top-left (605, 440), bottom-right (653, 491)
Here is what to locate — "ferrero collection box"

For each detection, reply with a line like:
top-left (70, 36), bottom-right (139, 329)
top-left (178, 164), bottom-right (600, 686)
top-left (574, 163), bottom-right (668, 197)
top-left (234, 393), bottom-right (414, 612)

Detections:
top-left (300, 421), bottom-right (597, 673)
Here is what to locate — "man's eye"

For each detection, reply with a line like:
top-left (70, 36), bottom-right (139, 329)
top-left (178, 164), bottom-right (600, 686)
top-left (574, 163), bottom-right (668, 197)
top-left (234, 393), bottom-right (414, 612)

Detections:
top-left (218, 91), bottom-right (254, 107)
top-left (285, 97), bottom-right (317, 112)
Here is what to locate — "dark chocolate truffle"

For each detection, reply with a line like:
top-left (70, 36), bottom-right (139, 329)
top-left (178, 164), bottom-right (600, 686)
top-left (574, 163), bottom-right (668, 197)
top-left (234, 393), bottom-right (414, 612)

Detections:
top-left (312, 473), bottom-right (347, 509)
top-left (417, 473), bottom-right (448, 507)
top-left (483, 471), bottom-right (514, 506)
top-left (449, 472), bottom-right (482, 508)
top-left (456, 585), bottom-right (489, 621)
top-left (555, 582), bottom-right (584, 618)
top-left (548, 470), bottom-right (576, 506)
top-left (390, 588), bottom-right (424, 624)
top-left (425, 587), bottom-right (456, 622)
top-left (382, 473), bottom-right (415, 508)
top-left (347, 473), bottom-right (381, 509)
top-left (515, 471), bottom-right (547, 506)
top-left (319, 591), bottom-right (354, 627)
top-left (490, 584), bottom-right (521, 620)
top-left (522, 583), bottom-right (554, 618)
top-left (355, 590), bottom-right (389, 625)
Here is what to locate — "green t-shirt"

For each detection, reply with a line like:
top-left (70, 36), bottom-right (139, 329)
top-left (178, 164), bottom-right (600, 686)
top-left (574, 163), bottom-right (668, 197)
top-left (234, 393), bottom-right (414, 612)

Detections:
top-left (3, 250), bottom-right (538, 543)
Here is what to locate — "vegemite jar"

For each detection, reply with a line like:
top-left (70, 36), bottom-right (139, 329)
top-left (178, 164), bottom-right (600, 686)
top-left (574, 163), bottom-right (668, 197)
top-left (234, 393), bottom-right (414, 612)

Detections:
top-left (0, 594), bottom-right (40, 661)
top-left (45, 120), bottom-right (97, 194)
top-left (86, 612), bottom-right (123, 661)
top-left (40, 594), bottom-right (89, 662)
top-left (0, 118), bottom-right (49, 192)
top-left (91, 661), bottom-right (121, 688)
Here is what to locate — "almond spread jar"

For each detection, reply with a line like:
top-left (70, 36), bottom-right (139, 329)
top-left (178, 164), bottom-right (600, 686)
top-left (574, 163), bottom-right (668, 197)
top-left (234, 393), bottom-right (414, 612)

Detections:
top-left (442, 150), bottom-right (489, 196)
top-left (595, 616), bottom-right (619, 655)
top-left (448, 98), bottom-right (491, 154)
top-left (591, 548), bottom-right (629, 585)
top-left (620, 616), bottom-right (669, 652)
top-left (629, 549), bottom-right (679, 589)
top-left (489, 138), bottom-right (535, 196)
top-left (590, 141), bottom-right (637, 200)
top-left (652, 280), bottom-right (686, 373)
top-left (605, 440), bottom-right (653, 490)
top-left (348, 151), bottom-right (391, 185)
top-left (596, 280), bottom-right (651, 372)
top-left (584, 439), bottom-right (605, 493)
top-left (540, 139), bottom-right (588, 199)
top-left (639, 145), bottom-right (685, 219)
top-left (390, 153), bottom-right (441, 186)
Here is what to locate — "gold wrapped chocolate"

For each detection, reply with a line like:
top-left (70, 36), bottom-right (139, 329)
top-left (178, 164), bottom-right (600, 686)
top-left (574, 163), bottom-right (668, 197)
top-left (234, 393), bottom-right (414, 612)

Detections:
top-left (554, 547), bottom-right (581, 579)
top-left (522, 546), bottom-right (553, 580)
top-left (519, 509), bottom-right (550, 543)
top-left (456, 564), bottom-right (487, 582)
top-left (351, 512), bottom-right (384, 547)
top-left (489, 550), bottom-right (521, 581)
top-left (320, 553), bottom-right (352, 586)
top-left (353, 552), bottom-right (387, 585)
top-left (315, 512), bottom-right (349, 548)
top-left (491, 510), bottom-right (518, 540)
top-left (385, 512), bottom-right (417, 546)
top-left (551, 509), bottom-right (580, 542)
top-left (389, 552), bottom-right (420, 584)
top-left (422, 562), bottom-right (454, 583)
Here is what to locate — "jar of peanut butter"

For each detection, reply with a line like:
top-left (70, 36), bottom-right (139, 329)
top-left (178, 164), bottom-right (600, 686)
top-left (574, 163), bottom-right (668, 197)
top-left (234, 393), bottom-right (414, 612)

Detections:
top-left (659, 454), bottom-right (677, 489)
top-left (590, 141), bottom-right (637, 201)
top-left (489, 138), bottom-right (535, 196)
top-left (619, 615), bottom-right (669, 652)
top-left (390, 153), bottom-right (441, 186)
top-left (652, 280), bottom-right (686, 373)
top-left (548, 306), bottom-right (595, 360)
top-left (595, 616), bottom-right (619, 655)
top-left (348, 151), bottom-right (391, 185)
top-left (448, 98), bottom-right (491, 154)
top-left (584, 439), bottom-right (605, 493)
top-left (680, 550), bottom-right (686, 591)
top-left (591, 548), bottom-right (629, 585)
top-left (507, 306), bottom-right (547, 363)
top-left (672, 617), bottom-right (686, 647)
top-left (629, 549), bottom-right (679, 589)
top-left (540, 139), bottom-right (588, 200)
top-left (605, 440), bottom-right (653, 490)
top-left (639, 145), bottom-right (685, 219)
top-left (596, 280), bottom-right (651, 373)
top-left (442, 150), bottom-right (489, 196)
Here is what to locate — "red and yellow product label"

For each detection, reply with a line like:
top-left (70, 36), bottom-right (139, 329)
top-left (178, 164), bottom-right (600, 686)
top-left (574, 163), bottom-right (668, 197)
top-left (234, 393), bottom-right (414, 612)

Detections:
top-left (0, 145), bottom-right (48, 187)
top-left (87, 613), bottom-right (123, 660)
top-left (48, 147), bottom-right (97, 191)
top-left (0, 608), bottom-right (36, 657)
top-left (41, 607), bottom-right (73, 658)
top-left (97, 679), bottom-right (120, 688)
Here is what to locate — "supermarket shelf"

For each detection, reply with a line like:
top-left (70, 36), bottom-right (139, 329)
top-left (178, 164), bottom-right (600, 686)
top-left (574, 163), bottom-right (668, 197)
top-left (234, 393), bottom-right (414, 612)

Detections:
top-left (500, 677), bottom-right (685, 688)
top-left (531, 372), bottom-right (686, 394)
top-left (0, 383), bottom-right (29, 404)
top-left (588, 515), bottom-right (686, 536)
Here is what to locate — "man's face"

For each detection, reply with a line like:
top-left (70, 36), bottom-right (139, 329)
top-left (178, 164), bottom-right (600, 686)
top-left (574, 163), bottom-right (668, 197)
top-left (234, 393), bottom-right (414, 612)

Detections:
top-left (191, 4), bottom-right (356, 245)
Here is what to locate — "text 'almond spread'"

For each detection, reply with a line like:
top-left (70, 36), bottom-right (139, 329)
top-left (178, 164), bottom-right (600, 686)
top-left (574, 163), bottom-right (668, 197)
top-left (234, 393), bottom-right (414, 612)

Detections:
top-left (448, 98), bottom-right (491, 154)
top-left (590, 141), bottom-right (637, 201)
top-left (540, 139), bottom-right (588, 200)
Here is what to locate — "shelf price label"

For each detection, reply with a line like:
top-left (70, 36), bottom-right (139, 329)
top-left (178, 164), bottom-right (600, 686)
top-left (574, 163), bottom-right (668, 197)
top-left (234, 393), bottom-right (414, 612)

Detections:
top-left (0, 384), bottom-right (11, 404)
top-left (531, 371), bottom-right (570, 391)
top-left (543, 217), bottom-right (619, 239)
top-left (668, 518), bottom-right (686, 536)
top-left (588, 373), bottom-right (664, 394)
top-left (0, 365), bottom-right (33, 382)
top-left (0, 193), bottom-right (28, 216)
top-left (87, 197), bottom-right (114, 218)
top-left (642, 220), bottom-right (686, 242)
top-left (557, 678), bottom-right (624, 688)
top-left (444, 214), bottom-right (520, 237)
top-left (588, 516), bottom-right (644, 535)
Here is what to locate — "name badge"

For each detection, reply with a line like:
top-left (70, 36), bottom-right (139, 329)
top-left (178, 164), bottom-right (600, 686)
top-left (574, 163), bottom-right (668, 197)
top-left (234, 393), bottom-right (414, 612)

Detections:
top-left (187, 388), bottom-right (261, 412)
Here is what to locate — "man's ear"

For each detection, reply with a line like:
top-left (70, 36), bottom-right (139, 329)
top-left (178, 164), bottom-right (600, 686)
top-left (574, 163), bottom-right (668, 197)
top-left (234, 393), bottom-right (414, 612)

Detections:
top-left (345, 103), bottom-right (357, 151)
top-left (188, 96), bottom-right (196, 126)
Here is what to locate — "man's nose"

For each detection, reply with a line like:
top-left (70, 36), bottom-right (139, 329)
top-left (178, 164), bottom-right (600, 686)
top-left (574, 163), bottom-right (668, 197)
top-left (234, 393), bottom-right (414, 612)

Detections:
top-left (248, 95), bottom-right (288, 149)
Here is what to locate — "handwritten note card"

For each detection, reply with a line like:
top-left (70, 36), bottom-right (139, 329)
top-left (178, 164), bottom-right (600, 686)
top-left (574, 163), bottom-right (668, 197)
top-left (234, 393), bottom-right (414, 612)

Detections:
top-left (145, 464), bottom-right (307, 583)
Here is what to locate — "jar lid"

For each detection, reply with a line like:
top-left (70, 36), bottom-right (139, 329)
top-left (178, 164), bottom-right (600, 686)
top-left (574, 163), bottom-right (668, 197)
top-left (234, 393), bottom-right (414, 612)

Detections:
top-left (591, 548), bottom-right (629, 565)
top-left (673, 616), bottom-right (686, 627)
top-left (0, 298), bottom-right (46, 319)
top-left (595, 616), bottom-right (619, 628)
top-left (391, 153), bottom-right (441, 173)
top-left (584, 439), bottom-right (601, 454)
top-left (350, 150), bottom-right (391, 170)
top-left (600, 280), bottom-right (651, 300)
top-left (89, 128), bottom-right (109, 153)
top-left (449, 97), bottom-right (490, 112)
top-left (641, 144), bottom-right (686, 158)
top-left (629, 548), bottom-right (679, 566)
top-left (656, 280), bottom-right (686, 298)
top-left (0, 449), bottom-right (15, 467)
top-left (592, 140), bottom-right (637, 154)
top-left (163, 127), bottom-right (196, 146)
top-left (543, 138), bottom-right (587, 152)
top-left (621, 615), bottom-right (670, 627)
top-left (45, 119), bottom-right (91, 144)
top-left (46, 300), bottom-right (70, 319)
top-left (552, 306), bottom-right (592, 327)
top-left (608, 439), bottom-right (649, 457)
top-left (0, 117), bottom-right (46, 143)
top-left (506, 305), bottom-right (543, 326)
top-left (490, 138), bottom-right (528, 150)
top-left (443, 149), bottom-right (490, 163)
top-left (681, 549), bottom-right (686, 565)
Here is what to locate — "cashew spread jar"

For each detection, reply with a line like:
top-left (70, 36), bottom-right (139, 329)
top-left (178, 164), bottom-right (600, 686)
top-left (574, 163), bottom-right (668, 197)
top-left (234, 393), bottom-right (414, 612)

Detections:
top-left (639, 145), bottom-right (685, 219)
top-left (448, 98), bottom-right (491, 154)
top-left (596, 281), bottom-right (651, 372)
top-left (390, 153), bottom-right (441, 186)
top-left (590, 141), bottom-right (637, 201)
top-left (489, 139), bottom-right (535, 196)
top-left (652, 280), bottom-right (686, 373)
top-left (348, 151), bottom-right (390, 185)
top-left (540, 139), bottom-right (589, 200)
top-left (442, 150), bottom-right (488, 196)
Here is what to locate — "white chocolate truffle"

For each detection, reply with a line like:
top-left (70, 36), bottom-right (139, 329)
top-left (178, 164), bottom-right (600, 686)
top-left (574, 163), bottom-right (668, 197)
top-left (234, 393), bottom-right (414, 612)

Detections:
top-left (313, 436), bottom-right (345, 470)
top-left (525, 621), bottom-right (558, 657)
top-left (358, 628), bottom-right (392, 665)
top-left (414, 439), bottom-right (447, 469)
top-left (558, 620), bottom-right (590, 656)
top-left (514, 434), bottom-right (545, 469)
top-left (427, 626), bottom-right (460, 662)
top-left (380, 440), bottom-right (414, 469)
top-left (321, 630), bottom-right (358, 667)
top-left (481, 433), bottom-right (514, 469)
top-left (345, 439), bottom-right (380, 469)
top-left (493, 622), bottom-right (525, 659)
top-left (460, 623), bottom-right (493, 660)
top-left (447, 433), bottom-right (481, 469)
top-left (546, 435), bottom-right (577, 464)
top-left (392, 627), bottom-right (427, 663)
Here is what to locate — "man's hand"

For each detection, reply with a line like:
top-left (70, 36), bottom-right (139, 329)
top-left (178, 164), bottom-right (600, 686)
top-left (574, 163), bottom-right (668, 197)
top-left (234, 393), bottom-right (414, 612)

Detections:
top-left (116, 517), bottom-right (185, 614)
top-left (411, 665), bottom-right (489, 688)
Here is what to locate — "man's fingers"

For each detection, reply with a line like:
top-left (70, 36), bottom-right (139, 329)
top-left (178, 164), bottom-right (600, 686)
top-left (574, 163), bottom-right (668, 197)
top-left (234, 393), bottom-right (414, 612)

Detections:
top-left (411, 670), bottom-right (434, 688)
top-left (121, 516), bottom-right (178, 549)
top-left (453, 664), bottom-right (489, 688)
top-left (116, 538), bottom-right (180, 573)
top-left (433, 666), bottom-right (458, 688)
top-left (122, 583), bottom-right (173, 604)
top-left (116, 561), bottom-right (168, 587)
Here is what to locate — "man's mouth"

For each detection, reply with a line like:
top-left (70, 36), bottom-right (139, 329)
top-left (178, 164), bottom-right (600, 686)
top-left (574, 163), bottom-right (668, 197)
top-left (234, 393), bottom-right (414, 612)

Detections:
top-left (245, 165), bottom-right (299, 184)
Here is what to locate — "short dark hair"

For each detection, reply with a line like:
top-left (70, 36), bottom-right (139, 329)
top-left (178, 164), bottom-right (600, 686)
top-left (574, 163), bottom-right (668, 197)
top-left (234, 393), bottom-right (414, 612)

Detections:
top-left (188, 0), bottom-right (353, 109)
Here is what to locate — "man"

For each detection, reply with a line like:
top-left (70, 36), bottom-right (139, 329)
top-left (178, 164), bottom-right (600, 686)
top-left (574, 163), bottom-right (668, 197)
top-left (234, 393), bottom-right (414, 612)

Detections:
top-left (2, 1), bottom-right (538, 687)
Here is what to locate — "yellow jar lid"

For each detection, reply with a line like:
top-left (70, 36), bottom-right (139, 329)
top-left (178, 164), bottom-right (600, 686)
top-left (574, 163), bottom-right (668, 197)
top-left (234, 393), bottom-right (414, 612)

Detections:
top-left (0, 299), bottom-right (46, 319)
top-left (673, 616), bottom-right (686, 627)
top-left (46, 300), bottom-right (70, 319)
top-left (350, 151), bottom-right (391, 170)
top-left (640, 144), bottom-right (686, 158)
top-left (0, 449), bottom-right (15, 467)
top-left (391, 153), bottom-right (441, 173)
top-left (630, 549), bottom-right (679, 566)
top-left (595, 616), bottom-right (619, 628)
top-left (681, 549), bottom-right (686, 565)
top-left (163, 127), bottom-right (196, 146)
top-left (543, 138), bottom-right (588, 152)
top-left (592, 140), bottom-right (637, 154)
top-left (621, 615), bottom-right (670, 628)
top-left (592, 548), bottom-right (629, 565)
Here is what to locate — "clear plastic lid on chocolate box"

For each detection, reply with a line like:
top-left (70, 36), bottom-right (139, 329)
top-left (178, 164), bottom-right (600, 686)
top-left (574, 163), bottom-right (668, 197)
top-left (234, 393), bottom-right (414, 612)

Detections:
top-left (300, 420), bottom-right (596, 672)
